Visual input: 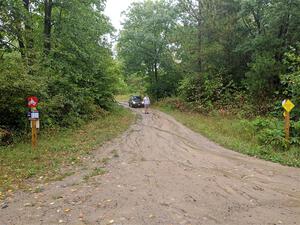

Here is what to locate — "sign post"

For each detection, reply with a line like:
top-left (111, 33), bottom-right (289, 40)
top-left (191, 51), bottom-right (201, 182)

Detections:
top-left (32, 120), bottom-right (37, 148)
top-left (282, 99), bottom-right (295, 143)
top-left (284, 110), bottom-right (290, 141)
top-left (27, 96), bottom-right (39, 149)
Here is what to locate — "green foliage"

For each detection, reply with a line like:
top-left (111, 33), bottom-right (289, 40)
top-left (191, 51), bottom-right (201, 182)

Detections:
top-left (0, 54), bottom-right (45, 130)
top-left (245, 53), bottom-right (280, 98)
top-left (138, 0), bottom-right (300, 116)
top-left (258, 128), bottom-right (287, 150)
top-left (117, 0), bottom-right (300, 115)
top-left (281, 46), bottom-right (300, 116)
top-left (177, 73), bottom-right (256, 115)
top-left (110, 61), bottom-right (130, 95)
top-left (178, 73), bottom-right (223, 103)
top-left (251, 117), bottom-right (274, 131)
top-left (291, 120), bottom-right (300, 145)
top-left (251, 117), bottom-right (300, 150)
top-left (155, 97), bottom-right (190, 112)
top-left (125, 72), bottom-right (147, 95)
top-left (118, 0), bottom-right (181, 98)
top-left (0, 0), bottom-right (120, 141)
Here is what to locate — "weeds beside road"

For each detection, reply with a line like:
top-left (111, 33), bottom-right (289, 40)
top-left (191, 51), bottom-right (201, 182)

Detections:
top-left (156, 99), bottom-right (300, 168)
top-left (0, 106), bottom-right (135, 197)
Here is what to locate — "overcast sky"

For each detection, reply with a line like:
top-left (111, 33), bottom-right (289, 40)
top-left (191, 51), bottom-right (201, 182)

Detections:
top-left (104, 0), bottom-right (142, 31)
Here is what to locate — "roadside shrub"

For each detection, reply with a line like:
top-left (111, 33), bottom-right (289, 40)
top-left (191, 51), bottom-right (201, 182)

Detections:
top-left (251, 117), bottom-right (273, 131)
top-left (0, 56), bottom-right (45, 132)
top-left (251, 117), bottom-right (300, 150)
top-left (281, 47), bottom-right (300, 120)
top-left (245, 53), bottom-right (280, 99)
top-left (281, 48), bottom-right (300, 99)
top-left (257, 128), bottom-right (287, 150)
top-left (156, 97), bottom-right (190, 112)
top-left (239, 119), bottom-right (256, 134)
top-left (0, 54), bottom-right (116, 144)
top-left (217, 90), bottom-right (256, 118)
top-left (291, 121), bottom-right (300, 145)
top-left (178, 73), bottom-right (223, 104)
top-left (178, 73), bottom-right (259, 116)
top-left (0, 128), bottom-right (13, 146)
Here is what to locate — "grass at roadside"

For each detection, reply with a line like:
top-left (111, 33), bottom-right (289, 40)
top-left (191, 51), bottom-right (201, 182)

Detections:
top-left (0, 105), bottom-right (135, 197)
top-left (156, 102), bottom-right (300, 168)
top-left (115, 94), bottom-right (131, 102)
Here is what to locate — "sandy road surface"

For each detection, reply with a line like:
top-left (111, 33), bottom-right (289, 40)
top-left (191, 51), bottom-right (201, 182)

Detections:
top-left (1, 105), bottom-right (300, 225)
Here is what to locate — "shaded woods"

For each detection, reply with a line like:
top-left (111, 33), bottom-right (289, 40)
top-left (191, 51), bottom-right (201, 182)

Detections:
top-left (0, 0), bottom-right (120, 142)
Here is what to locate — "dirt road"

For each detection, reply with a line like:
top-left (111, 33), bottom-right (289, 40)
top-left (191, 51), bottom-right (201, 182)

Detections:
top-left (1, 106), bottom-right (300, 225)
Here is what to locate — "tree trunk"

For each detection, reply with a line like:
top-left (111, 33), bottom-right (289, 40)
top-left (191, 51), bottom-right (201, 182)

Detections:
top-left (22, 0), bottom-right (35, 67)
top-left (23, 0), bottom-right (33, 49)
top-left (197, 21), bottom-right (202, 72)
top-left (17, 32), bottom-right (26, 58)
top-left (275, 1), bottom-right (292, 62)
top-left (23, 0), bottom-right (29, 10)
top-left (14, 1), bottom-right (30, 59)
top-left (252, 10), bottom-right (261, 35)
top-left (154, 61), bottom-right (158, 83)
top-left (154, 61), bottom-right (159, 100)
top-left (44, 0), bottom-right (53, 55)
top-left (197, 0), bottom-right (202, 72)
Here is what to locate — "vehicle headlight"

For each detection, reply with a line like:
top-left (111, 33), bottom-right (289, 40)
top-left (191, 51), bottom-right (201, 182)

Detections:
top-left (132, 101), bottom-right (136, 104)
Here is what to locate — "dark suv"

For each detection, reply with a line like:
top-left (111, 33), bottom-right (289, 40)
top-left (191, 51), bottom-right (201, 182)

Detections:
top-left (128, 96), bottom-right (144, 108)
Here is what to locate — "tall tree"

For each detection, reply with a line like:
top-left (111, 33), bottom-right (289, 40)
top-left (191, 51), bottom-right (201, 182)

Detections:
top-left (118, 0), bottom-right (179, 99)
top-left (44, 0), bottom-right (53, 54)
top-left (177, 0), bottom-right (204, 72)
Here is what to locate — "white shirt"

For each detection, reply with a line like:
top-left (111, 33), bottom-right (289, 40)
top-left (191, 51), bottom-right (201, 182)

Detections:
top-left (143, 96), bottom-right (150, 105)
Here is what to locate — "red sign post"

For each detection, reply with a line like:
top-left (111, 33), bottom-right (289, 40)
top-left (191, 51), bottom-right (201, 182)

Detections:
top-left (27, 96), bottom-right (39, 148)
top-left (27, 96), bottom-right (39, 108)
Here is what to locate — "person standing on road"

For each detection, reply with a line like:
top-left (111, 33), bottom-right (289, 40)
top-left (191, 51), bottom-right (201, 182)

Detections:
top-left (143, 95), bottom-right (150, 114)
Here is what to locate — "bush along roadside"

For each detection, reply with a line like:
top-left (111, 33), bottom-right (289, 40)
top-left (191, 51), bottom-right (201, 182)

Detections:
top-left (155, 98), bottom-right (300, 168)
top-left (0, 105), bottom-right (135, 198)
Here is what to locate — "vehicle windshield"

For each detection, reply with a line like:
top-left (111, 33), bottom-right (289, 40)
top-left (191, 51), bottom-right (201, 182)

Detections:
top-left (132, 96), bottom-right (142, 101)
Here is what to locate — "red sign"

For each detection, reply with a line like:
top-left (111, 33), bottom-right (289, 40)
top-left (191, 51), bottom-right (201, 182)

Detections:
top-left (27, 96), bottom-right (38, 108)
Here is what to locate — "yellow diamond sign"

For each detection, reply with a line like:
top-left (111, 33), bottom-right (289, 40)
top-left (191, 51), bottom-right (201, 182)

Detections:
top-left (282, 99), bottom-right (295, 112)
